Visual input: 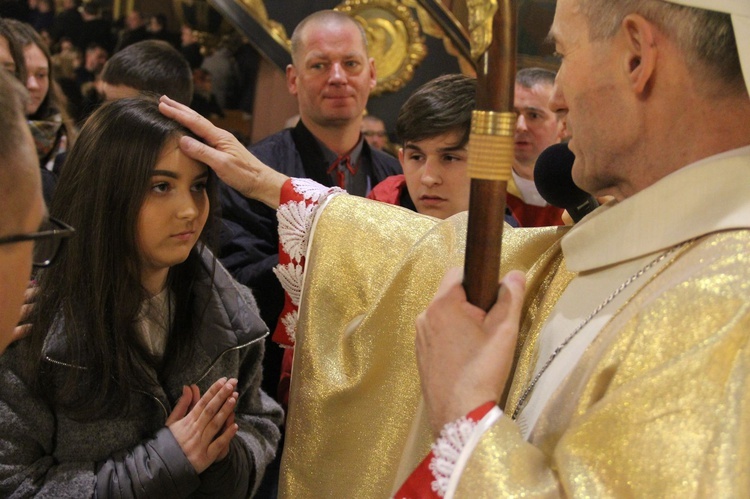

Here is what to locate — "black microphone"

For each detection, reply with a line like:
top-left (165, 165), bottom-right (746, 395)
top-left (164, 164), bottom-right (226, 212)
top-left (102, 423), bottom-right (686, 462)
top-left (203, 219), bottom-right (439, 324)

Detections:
top-left (534, 143), bottom-right (599, 223)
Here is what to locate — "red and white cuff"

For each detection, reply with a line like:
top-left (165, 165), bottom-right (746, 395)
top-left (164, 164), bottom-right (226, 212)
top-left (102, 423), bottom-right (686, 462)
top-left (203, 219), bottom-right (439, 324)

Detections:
top-left (394, 402), bottom-right (502, 499)
top-left (272, 178), bottom-right (343, 346)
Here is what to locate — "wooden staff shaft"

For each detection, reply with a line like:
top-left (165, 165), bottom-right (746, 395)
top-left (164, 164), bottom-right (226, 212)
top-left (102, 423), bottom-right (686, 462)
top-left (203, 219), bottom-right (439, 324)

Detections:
top-left (462, 0), bottom-right (517, 311)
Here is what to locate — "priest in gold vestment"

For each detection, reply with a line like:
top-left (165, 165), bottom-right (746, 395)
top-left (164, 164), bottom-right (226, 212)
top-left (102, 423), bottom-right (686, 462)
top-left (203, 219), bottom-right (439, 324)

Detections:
top-left (159, 0), bottom-right (750, 495)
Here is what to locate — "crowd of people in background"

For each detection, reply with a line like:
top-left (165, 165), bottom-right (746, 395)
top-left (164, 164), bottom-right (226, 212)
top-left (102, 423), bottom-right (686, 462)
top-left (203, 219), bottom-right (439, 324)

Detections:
top-left (0, 8), bottom-right (581, 496)
top-left (0, 0), bottom-right (261, 129)
top-left (1, 0), bottom-right (748, 497)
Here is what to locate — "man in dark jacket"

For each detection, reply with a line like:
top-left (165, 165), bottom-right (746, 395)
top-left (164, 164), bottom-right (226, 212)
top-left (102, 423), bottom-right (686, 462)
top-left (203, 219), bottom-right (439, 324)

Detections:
top-left (219, 10), bottom-right (401, 404)
top-left (78, 1), bottom-right (115, 55)
top-left (114, 10), bottom-right (149, 52)
top-left (51, 0), bottom-right (83, 48)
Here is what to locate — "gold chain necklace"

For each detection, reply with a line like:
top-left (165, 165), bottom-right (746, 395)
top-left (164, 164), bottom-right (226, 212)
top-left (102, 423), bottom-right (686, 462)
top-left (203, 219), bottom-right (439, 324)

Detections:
top-left (511, 238), bottom-right (695, 421)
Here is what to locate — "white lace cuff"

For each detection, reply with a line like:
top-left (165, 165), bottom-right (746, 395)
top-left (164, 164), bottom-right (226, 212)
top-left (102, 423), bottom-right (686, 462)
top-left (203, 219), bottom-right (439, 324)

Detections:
top-left (429, 406), bottom-right (504, 498)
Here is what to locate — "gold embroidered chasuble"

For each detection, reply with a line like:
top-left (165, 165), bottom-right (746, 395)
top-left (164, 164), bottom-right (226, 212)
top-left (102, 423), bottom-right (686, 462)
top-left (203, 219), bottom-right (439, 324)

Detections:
top-left (454, 150), bottom-right (750, 497)
top-left (457, 230), bottom-right (750, 497)
top-left (279, 197), bottom-right (568, 498)
top-left (281, 149), bottom-right (750, 497)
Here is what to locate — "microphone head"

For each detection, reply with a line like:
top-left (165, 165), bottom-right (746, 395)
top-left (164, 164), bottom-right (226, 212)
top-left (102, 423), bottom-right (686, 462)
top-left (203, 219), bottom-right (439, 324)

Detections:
top-left (533, 142), bottom-right (598, 222)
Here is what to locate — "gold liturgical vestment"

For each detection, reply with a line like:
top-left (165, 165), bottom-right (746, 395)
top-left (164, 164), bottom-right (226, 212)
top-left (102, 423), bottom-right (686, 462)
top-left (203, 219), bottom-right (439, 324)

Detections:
top-left (280, 149), bottom-right (750, 497)
top-left (456, 150), bottom-right (750, 497)
top-left (279, 196), bottom-right (569, 498)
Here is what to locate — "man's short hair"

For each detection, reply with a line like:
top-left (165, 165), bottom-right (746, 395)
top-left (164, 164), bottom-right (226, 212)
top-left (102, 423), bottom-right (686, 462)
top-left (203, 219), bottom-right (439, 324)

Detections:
top-left (290, 10), bottom-right (368, 65)
top-left (396, 74), bottom-right (476, 147)
top-left (516, 67), bottom-right (556, 89)
top-left (580, 0), bottom-right (743, 96)
top-left (101, 40), bottom-right (193, 105)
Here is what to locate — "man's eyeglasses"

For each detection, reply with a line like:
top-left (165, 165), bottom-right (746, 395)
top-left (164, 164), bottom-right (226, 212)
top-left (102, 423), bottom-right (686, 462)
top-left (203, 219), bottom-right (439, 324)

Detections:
top-left (0, 217), bottom-right (75, 267)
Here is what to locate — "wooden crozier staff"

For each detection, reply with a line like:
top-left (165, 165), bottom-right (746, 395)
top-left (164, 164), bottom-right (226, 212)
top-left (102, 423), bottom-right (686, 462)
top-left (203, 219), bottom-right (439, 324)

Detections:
top-left (463, 0), bottom-right (517, 310)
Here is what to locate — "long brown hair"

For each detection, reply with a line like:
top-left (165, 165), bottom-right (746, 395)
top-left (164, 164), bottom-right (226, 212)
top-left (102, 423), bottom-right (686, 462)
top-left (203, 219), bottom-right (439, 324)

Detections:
top-left (11, 21), bottom-right (77, 147)
top-left (25, 97), bottom-right (220, 420)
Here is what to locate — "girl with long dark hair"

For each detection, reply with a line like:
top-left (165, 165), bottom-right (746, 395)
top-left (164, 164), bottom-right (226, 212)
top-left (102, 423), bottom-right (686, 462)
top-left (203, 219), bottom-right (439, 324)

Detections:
top-left (12, 21), bottom-right (77, 173)
top-left (0, 97), bottom-right (282, 497)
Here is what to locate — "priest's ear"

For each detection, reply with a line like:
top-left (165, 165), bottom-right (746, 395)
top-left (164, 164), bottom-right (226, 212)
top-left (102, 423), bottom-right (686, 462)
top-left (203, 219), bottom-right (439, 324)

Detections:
top-left (620, 13), bottom-right (658, 96)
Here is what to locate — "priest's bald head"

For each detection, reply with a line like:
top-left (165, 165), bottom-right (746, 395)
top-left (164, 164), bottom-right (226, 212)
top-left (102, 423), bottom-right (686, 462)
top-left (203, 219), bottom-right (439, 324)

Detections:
top-left (549, 0), bottom-right (750, 200)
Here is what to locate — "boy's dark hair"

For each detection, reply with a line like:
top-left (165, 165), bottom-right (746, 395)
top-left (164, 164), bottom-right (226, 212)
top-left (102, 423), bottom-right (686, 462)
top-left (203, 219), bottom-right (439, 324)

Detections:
top-left (101, 40), bottom-right (193, 105)
top-left (396, 74), bottom-right (476, 148)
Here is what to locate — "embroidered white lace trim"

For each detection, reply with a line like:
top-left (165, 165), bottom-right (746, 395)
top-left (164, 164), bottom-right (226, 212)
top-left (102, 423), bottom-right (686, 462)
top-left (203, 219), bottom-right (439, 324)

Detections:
top-left (279, 309), bottom-right (299, 344)
top-left (429, 417), bottom-right (477, 497)
top-left (273, 262), bottom-right (303, 305)
top-left (444, 407), bottom-right (504, 498)
top-left (277, 200), bottom-right (315, 262)
top-left (291, 177), bottom-right (337, 203)
top-left (273, 178), bottom-right (343, 344)
top-left (428, 406), bottom-right (504, 498)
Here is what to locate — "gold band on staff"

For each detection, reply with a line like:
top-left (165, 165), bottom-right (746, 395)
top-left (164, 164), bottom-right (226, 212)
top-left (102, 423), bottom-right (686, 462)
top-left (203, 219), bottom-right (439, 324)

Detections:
top-left (467, 110), bottom-right (516, 181)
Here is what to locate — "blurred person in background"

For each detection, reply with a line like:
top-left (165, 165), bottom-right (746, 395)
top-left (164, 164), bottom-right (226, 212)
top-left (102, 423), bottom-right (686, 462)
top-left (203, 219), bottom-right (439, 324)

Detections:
top-left (361, 113), bottom-right (388, 151)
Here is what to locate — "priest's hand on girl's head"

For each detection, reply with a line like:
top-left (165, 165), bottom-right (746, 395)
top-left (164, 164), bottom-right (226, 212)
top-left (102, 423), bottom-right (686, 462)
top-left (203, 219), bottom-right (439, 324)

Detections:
top-left (158, 95), bottom-right (289, 209)
top-left (166, 377), bottom-right (240, 473)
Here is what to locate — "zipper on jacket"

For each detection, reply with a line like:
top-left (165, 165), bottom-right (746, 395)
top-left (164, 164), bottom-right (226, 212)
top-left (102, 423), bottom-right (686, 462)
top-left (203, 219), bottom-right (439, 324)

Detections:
top-left (193, 333), bottom-right (267, 385)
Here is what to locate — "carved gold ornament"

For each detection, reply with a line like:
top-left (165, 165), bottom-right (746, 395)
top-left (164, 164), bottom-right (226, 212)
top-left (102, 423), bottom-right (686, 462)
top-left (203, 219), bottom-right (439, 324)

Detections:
top-left (404, 0), bottom-right (476, 75)
top-left (466, 0), bottom-right (498, 61)
top-left (238, 0), bottom-right (291, 51)
top-left (336, 0), bottom-right (427, 96)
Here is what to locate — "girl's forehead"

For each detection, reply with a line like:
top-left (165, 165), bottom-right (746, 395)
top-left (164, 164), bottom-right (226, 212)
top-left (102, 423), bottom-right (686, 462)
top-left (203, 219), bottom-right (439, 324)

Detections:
top-left (153, 141), bottom-right (207, 175)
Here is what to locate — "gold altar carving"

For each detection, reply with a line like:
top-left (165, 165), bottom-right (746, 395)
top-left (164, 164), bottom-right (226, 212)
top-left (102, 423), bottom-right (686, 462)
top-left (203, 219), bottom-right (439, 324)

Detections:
top-left (238, 0), bottom-right (291, 52)
top-left (335, 0), bottom-right (427, 96)
top-left (466, 0), bottom-right (498, 60)
top-left (404, 0), bottom-right (476, 75)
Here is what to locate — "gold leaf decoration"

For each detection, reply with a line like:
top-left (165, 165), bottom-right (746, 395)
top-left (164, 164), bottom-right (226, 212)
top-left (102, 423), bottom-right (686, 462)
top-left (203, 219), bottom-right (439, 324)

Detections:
top-left (467, 0), bottom-right (498, 60)
top-left (336, 0), bottom-right (427, 96)
top-left (239, 0), bottom-right (291, 51)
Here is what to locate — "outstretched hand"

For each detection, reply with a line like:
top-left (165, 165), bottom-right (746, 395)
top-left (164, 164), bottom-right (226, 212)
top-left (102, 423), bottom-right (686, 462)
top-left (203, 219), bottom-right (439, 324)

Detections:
top-left (167, 378), bottom-right (240, 473)
top-left (415, 269), bottom-right (527, 435)
top-left (158, 95), bottom-right (289, 209)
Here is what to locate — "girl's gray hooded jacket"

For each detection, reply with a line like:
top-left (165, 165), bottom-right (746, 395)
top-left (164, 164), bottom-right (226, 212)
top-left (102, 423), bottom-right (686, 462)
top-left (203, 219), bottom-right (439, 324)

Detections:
top-left (0, 251), bottom-right (283, 498)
